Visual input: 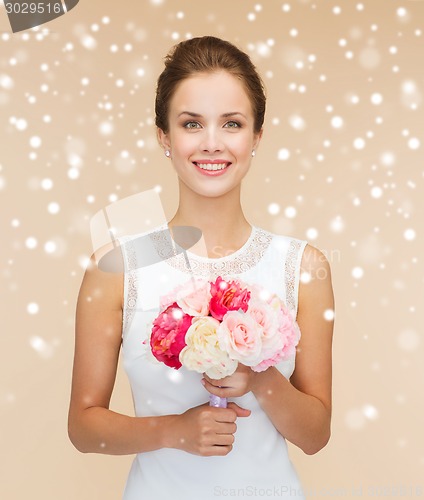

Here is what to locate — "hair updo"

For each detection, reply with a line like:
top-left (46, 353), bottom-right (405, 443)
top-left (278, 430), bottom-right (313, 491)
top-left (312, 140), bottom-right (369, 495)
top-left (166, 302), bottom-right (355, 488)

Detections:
top-left (155, 36), bottom-right (266, 134)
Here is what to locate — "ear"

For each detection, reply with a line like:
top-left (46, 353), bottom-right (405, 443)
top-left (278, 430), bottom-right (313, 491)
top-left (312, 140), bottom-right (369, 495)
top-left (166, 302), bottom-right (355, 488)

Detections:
top-left (253, 128), bottom-right (264, 151)
top-left (157, 128), bottom-right (171, 151)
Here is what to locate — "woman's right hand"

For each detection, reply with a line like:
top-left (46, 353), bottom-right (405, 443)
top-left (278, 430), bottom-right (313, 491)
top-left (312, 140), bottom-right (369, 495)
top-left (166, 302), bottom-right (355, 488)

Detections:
top-left (168, 402), bottom-right (251, 456)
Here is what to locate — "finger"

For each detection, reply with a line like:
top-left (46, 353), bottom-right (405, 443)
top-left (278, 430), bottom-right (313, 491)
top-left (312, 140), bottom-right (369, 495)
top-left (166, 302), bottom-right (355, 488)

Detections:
top-left (216, 422), bottom-right (237, 435)
top-left (227, 402), bottom-right (251, 418)
top-left (201, 379), bottom-right (230, 397)
top-left (207, 444), bottom-right (233, 457)
top-left (213, 407), bottom-right (237, 423)
top-left (202, 377), bottom-right (230, 389)
top-left (213, 431), bottom-right (235, 446)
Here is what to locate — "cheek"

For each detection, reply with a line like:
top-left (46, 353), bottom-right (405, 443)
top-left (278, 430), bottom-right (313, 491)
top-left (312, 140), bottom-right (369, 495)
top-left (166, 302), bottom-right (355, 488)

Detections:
top-left (171, 132), bottom-right (197, 155)
top-left (231, 133), bottom-right (254, 155)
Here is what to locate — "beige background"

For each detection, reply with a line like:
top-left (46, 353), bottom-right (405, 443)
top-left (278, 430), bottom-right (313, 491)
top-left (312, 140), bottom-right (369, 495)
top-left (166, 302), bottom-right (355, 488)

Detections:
top-left (1, 0), bottom-right (423, 498)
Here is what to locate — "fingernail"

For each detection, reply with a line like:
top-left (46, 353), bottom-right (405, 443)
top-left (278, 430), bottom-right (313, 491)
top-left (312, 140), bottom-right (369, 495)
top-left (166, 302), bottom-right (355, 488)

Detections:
top-left (200, 379), bottom-right (205, 386)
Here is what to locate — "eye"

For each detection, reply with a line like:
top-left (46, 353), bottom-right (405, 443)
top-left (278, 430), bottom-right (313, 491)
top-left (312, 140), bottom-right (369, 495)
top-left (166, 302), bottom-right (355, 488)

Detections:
top-left (184, 121), bottom-right (201, 129)
top-left (224, 121), bottom-right (241, 129)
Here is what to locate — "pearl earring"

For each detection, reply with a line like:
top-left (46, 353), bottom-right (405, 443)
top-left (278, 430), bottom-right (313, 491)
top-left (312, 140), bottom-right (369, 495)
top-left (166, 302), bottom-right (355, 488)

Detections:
top-left (165, 150), bottom-right (171, 157)
top-left (251, 150), bottom-right (256, 157)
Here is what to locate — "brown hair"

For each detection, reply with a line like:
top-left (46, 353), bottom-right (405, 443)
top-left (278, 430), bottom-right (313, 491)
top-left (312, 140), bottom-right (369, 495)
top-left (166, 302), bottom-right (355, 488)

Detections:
top-left (155, 36), bottom-right (266, 134)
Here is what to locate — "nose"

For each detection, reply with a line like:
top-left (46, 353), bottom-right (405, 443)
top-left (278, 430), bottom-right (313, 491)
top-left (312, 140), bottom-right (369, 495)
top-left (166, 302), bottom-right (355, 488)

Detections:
top-left (200, 127), bottom-right (224, 153)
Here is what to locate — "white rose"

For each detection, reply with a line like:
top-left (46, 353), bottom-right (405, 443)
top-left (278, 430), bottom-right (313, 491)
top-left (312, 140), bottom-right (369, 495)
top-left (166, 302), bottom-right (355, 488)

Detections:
top-left (179, 316), bottom-right (237, 379)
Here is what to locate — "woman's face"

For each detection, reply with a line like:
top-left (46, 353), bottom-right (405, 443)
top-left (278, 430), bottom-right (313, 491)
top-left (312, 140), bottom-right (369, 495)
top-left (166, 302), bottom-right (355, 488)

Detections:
top-left (158, 71), bottom-right (262, 198)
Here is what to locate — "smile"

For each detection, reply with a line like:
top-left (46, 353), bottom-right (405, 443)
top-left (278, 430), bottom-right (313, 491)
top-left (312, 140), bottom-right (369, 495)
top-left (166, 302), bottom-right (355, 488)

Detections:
top-left (193, 162), bottom-right (231, 171)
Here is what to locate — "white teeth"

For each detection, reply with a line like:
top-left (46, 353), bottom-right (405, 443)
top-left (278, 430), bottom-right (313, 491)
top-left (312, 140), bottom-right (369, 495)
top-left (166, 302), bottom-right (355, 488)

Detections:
top-left (196, 163), bottom-right (228, 171)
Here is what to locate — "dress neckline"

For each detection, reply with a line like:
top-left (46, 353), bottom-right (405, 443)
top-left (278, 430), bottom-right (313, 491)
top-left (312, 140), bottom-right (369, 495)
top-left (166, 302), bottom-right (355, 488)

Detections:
top-left (149, 223), bottom-right (273, 278)
top-left (156, 222), bottom-right (256, 263)
top-left (184, 224), bottom-right (256, 262)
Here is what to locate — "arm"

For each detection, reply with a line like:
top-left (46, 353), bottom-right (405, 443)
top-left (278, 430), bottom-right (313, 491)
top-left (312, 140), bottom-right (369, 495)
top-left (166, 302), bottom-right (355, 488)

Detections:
top-left (68, 245), bottom-right (249, 456)
top-left (67, 245), bottom-right (174, 455)
top-left (202, 244), bottom-right (335, 455)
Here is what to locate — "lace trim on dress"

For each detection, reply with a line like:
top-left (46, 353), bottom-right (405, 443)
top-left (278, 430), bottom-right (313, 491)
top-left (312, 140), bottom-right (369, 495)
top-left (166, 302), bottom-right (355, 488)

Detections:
top-left (149, 226), bottom-right (273, 280)
top-left (122, 238), bottom-right (138, 336)
top-left (285, 239), bottom-right (303, 318)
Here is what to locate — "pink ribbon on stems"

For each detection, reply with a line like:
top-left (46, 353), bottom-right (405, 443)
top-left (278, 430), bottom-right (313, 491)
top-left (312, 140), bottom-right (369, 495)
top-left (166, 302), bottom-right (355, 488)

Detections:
top-left (208, 383), bottom-right (227, 408)
top-left (209, 394), bottom-right (227, 408)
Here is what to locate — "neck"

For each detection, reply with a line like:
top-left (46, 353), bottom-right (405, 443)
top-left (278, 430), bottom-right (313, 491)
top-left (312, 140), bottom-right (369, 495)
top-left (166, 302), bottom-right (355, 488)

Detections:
top-left (166, 180), bottom-right (251, 256)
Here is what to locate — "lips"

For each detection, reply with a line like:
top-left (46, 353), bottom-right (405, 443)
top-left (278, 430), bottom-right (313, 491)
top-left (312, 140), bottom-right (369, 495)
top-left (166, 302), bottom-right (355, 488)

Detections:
top-left (193, 161), bottom-right (232, 171)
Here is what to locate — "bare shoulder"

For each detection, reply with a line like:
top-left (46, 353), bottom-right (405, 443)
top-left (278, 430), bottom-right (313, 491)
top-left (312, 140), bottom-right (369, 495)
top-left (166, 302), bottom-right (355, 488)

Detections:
top-left (298, 243), bottom-right (334, 317)
top-left (79, 240), bottom-right (125, 311)
top-left (300, 243), bottom-right (333, 280)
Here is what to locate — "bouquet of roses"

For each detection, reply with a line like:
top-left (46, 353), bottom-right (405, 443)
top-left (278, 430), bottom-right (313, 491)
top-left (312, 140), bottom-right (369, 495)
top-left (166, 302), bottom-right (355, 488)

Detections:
top-left (148, 276), bottom-right (300, 408)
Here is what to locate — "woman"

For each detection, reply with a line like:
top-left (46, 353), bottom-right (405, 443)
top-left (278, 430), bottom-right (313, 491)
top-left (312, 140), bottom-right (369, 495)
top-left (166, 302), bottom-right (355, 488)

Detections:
top-left (68, 36), bottom-right (334, 499)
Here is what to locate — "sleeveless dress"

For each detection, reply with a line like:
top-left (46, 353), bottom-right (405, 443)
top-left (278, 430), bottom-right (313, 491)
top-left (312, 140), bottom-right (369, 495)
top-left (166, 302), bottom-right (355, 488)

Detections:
top-left (118, 223), bottom-right (308, 500)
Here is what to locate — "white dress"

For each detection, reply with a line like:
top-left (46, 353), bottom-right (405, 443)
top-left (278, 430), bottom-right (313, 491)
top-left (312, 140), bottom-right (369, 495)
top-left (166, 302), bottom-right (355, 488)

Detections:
top-left (118, 223), bottom-right (308, 500)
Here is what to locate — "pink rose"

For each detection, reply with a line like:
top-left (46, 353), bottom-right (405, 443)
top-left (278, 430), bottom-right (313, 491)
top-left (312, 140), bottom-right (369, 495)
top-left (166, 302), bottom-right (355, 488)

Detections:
top-left (217, 310), bottom-right (263, 365)
top-left (248, 298), bottom-right (283, 372)
top-left (158, 291), bottom-right (177, 311)
top-left (276, 305), bottom-right (301, 358)
top-left (248, 299), bottom-right (278, 339)
top-left (150, 302), bottom-right (193, 369)
top-left (252, 351), bottom-right (284, 372)
top-left (252, 303), bottom-right (301, 372)
top-left (175, 279), bottom-right (211, 316)
top-left (209, 276), bottom-right (251, 321)
top-left (264, 292), bottom-right (301, 353)
top-left (159, 279), bottom-right (211, 316)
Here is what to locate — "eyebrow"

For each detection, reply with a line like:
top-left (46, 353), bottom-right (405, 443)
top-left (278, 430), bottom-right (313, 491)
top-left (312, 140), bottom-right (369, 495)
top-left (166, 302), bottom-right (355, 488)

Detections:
top-left (177, 111), bottom-right (247, 119)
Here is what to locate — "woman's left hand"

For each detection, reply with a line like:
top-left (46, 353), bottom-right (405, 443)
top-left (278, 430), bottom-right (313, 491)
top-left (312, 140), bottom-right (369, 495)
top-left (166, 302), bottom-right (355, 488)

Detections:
top-left (202, 364), bottom-right (259, 399)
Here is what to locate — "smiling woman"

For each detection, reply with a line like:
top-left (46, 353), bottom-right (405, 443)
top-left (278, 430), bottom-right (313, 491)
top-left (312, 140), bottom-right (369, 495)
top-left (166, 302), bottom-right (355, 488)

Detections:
top-left (68, 36), bottom-right (334, 500)
top-left (158, 70), bottom-right (262, 195)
